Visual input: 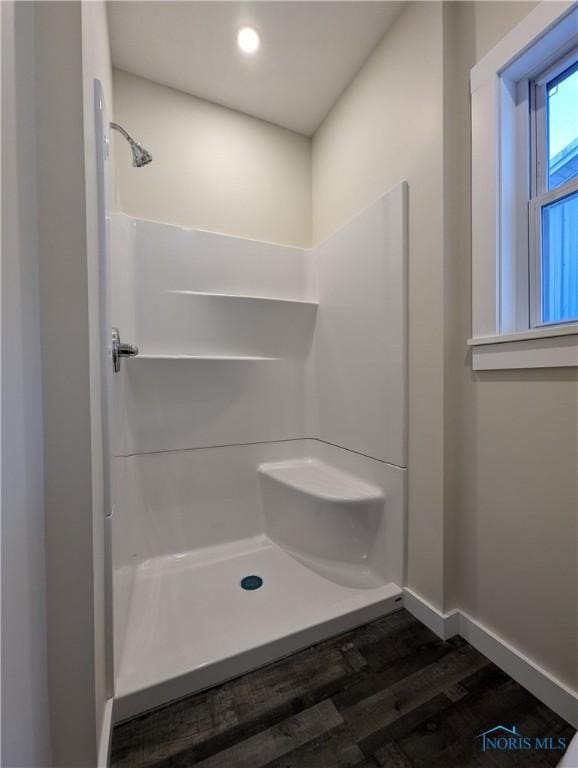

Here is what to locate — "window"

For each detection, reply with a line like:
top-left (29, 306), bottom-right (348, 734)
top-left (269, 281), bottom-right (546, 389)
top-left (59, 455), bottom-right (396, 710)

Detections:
top-left (469, 3), bottom-right (578, 369)
top-left (530, 53), bottom-right (578, 327)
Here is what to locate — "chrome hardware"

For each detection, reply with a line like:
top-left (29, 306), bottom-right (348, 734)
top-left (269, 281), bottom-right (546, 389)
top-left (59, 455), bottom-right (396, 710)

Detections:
top-left (112, 327), bottom-right (138, 372)
top-left (110, 122), bottom-right (153, 167)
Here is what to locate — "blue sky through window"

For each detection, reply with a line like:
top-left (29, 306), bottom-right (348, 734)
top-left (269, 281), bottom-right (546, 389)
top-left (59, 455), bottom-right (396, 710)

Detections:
top-left (541, 191), bottom-right (578, 323)
top-left (547, 64), bottom-right (578, 189)
top-left (542, 62), bottom-right (578, 324)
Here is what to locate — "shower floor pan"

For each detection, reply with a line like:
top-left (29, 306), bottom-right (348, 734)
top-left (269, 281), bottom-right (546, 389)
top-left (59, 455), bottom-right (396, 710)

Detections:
top-left (113, 534), bottom-right (402, 721)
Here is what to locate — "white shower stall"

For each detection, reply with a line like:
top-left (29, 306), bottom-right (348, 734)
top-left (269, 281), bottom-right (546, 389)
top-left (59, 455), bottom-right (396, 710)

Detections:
top-left (109, 182), bottom-right (408, 720)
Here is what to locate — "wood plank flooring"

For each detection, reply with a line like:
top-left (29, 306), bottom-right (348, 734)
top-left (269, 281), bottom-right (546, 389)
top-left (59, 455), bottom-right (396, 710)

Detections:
top-left (111, 609), bottom-right (574, 768)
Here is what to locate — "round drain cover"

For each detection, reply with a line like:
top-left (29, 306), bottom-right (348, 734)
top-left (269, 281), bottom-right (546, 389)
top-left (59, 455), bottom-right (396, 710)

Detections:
top-left (240, 575), bottom-right (263, 591)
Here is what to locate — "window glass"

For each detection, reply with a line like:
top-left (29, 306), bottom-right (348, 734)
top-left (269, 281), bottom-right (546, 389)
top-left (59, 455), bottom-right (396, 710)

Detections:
top-left (547, 63), bottom-right (578, 190)
top-left (541, 189), bottom-right (578, 323)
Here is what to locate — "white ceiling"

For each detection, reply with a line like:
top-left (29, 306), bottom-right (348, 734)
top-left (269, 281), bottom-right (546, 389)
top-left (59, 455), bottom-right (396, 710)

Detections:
top-left (108, 2), bottom-right (404, 136)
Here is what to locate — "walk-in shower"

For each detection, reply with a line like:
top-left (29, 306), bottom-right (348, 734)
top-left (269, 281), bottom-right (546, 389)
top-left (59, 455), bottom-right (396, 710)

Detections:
top-left (109, 184), bottom-right (408, 720)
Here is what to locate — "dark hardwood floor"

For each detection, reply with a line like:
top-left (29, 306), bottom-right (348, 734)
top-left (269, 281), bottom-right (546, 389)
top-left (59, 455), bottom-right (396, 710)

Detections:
top-left (111, 609), bottom-right (574, 768)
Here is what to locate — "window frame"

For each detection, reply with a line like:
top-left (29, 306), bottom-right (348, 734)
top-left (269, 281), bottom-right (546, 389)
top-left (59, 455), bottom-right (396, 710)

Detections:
top-left (469, 1), bottom-right (578, 370)
top-left (529, 50), bottom-right (578, 330)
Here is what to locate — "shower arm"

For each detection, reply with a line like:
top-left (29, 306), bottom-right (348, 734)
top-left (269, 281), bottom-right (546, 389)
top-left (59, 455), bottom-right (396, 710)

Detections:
top-left (110, 122), bottom-right (153, 167)
top-left (110, 121), bottom-right (134, 144)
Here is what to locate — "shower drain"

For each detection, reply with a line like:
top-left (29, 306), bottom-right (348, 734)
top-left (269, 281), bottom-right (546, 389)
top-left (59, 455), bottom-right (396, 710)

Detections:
top-left (240, 575), bottom-right (263, 591)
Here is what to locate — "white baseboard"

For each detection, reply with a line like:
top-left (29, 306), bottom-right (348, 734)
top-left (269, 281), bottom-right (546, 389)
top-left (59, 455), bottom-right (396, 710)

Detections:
top-left (98, 698), bottom-right (114, 768)
top-left (403, 588), bottom-right (578, 729)
top-left (403, 587), bottom-right (459, 640)
top-left (459, 612), bottom-right (578, 729)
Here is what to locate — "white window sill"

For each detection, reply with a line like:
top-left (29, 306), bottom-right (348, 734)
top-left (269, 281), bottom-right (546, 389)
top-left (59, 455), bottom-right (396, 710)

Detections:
top-left (468, 326), bottom-right (578, 370)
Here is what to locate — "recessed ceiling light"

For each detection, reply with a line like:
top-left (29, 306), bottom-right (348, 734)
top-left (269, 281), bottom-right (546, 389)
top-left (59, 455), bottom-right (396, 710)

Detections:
top-left (237, 26), bottom-right (260, 54)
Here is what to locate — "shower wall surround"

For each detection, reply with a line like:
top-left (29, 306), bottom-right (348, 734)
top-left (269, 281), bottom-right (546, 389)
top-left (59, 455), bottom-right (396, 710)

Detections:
top-left (111, 216), bottom-right (315, 455)
top-left (110, 182), bottom-right (408, 718)
top-left (311, 187), bottom-right (407, 466)
top-left (112, 183), bottom-right (406, 459)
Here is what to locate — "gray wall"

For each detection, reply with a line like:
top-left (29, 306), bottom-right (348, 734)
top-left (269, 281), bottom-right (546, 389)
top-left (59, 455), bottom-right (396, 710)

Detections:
top-left (3, 3), bottom-right (116, 763)
top-left (1, 3), bottom-right (51, 765)
top-left (35, 2), bottom-right (103, 764)
top-left (451, 1), bottom-right (577, 690)
top-left (112, 68), bottom-right (312, 248)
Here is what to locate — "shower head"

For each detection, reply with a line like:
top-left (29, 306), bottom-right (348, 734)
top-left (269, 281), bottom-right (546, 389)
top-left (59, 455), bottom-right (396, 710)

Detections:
top-left (110, 122), bottom-right (153, 167)
top-left (130, 141), bottom-right (153, 168)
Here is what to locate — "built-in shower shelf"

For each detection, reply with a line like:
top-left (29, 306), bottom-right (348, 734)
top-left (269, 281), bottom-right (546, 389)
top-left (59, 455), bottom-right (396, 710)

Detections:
top-left (258, 458), bottom-right (384, 503)
top-left (131, 353), bottom-right (280, 361)
top-left (168, 289), bottom-right (319, 307)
